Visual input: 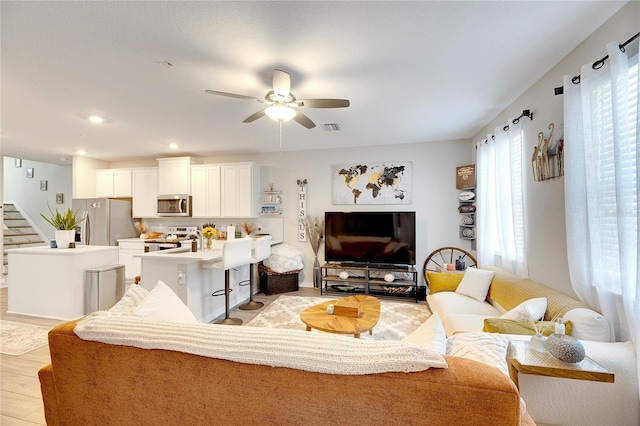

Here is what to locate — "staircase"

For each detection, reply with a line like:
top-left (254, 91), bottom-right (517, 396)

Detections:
top-left (3, 203), bottom-right (46, 277)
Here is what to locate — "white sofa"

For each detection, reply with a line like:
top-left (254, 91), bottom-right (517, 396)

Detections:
top-left (425, 265), bottom-right (639, 426)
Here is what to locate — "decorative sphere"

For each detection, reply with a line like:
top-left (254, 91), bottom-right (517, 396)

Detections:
top-left (384, 273), bottom-right (395, 283)
top-left (546, 334), bottom-right (586, 363)
top-left (338, 270), bottom-right (349, 280)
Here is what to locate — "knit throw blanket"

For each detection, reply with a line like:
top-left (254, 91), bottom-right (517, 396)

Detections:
top-left (74, 314), bottom-right (447, 375)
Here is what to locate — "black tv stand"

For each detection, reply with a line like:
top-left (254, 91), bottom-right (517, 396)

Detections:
top-left (321, 263), bottom-right (422, 302)
top-left (339, 262), bottom-right (408, 270)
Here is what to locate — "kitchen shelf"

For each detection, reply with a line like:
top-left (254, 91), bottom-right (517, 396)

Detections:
top-left (261, 190), bottom-right (283, 216)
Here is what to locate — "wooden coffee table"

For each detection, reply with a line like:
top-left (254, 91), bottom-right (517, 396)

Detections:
top-left (300, 295), bottom-right (380, 338)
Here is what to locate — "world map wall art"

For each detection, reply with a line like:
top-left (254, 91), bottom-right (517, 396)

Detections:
top-left (332, 162), bottom-right (412, 205)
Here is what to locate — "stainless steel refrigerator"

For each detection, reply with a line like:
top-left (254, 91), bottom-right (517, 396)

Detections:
top-left (72, 198), bottom-right (137, 246)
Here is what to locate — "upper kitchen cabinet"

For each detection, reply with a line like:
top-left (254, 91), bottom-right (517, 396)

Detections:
top-left (132, 168), bottom-right (158, 218)
top-left (221, 163), bottom-right (260, 218)
top-left (96, 169), bottom-right (132, 198)
top-left (191, 164), bottom-right (221, 218)
top-left (157, 157), bottom-right (199, 195)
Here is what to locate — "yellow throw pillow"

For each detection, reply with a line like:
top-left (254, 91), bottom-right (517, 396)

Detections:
top-left (483, 318), bottom-right (573, 336)
top-left (427, 271), bottom-right (465, 294)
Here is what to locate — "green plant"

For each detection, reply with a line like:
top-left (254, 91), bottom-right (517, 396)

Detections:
top-left (40, 205), bottom-right (85, 230)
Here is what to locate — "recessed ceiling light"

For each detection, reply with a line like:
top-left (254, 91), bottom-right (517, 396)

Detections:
top-left (89, 116), bottom-right (104, 124)
top-left (77, 150), bottom-right (87, 156)
top-left (169, 143), bottom-right (179, 149)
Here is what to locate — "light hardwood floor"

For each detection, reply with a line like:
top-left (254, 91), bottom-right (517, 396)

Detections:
top-left (0, 285), bottom-right (320, 425)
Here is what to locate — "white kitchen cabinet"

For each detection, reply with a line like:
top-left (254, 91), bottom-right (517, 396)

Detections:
top-left (221, 163), bottom-right (260, 218)
top-left (96, 169), bottom-right (132, 198)
top-left (191, 164), bottom-right (221, 217)
top-left (132, 168), bottom-right (158, 218)
top-left (118, 238), bottom-right (144, 282)
top-left (157, 157), bottom-right (198, 195)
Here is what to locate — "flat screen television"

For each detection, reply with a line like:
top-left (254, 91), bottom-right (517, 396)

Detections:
top-left (324, 211), bottom-right (416, 266)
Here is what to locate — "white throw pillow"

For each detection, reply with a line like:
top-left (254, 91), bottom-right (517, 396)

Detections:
top-left (108, 284), bottom-right (150, 316)
top-left (402, 313), bottom-right (447, 355)
top-left (132, 280), bottom-right (198, 324)
top-left (501, 297), bottom-right (547, 321)
top-left (455, 267), bottom-right (495, 302)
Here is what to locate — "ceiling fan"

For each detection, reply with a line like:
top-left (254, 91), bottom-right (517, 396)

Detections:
top-left (205, 69), bottom-right (350, 129)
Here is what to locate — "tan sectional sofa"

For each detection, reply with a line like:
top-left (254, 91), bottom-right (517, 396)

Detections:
top-left (39, 316), bottom-right (534, 426)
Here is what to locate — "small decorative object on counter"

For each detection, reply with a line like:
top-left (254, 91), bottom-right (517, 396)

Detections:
top-left (384, 273), bottom-right (395, 283)
top-left (530, 333), bottom-right (548, 353)
top-left (327, 304), bottom-right (334, 315)
top-left (241, 222), bottom-right (256, 237)
top-left (547, 333), bottom-right (585, 363)
top-left (202, 226), bottom-right (217, 250)
top-left (339, 270), bottom-right (349, 280)
top-left (455, 256), bottom-right (466, 271)
top-left (555, 318), bottom-right (566, 335)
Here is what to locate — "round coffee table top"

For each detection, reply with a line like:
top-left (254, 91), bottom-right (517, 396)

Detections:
top-left (299, 295), bottom-right (380, 338)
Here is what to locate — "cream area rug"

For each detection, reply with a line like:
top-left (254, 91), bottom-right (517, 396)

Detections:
top-left (0, 320), bottom-right (50, 356)
top-left (246, 295), bottom-right (431, 341)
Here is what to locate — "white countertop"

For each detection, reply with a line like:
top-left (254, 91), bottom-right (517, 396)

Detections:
top-left (134, 238), bottom-right (282, 262)
top-left (136, 247), bottom-right (223, 262)
top-left (7, 245), bottom-right (119, 255)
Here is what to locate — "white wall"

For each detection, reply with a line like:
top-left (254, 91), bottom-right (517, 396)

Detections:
top-left (72, 155), bottom-right (107, 198)
top-left (471, 2), bottom-right (639, 297)
top-left (3, 157), bottom-right (73, 241)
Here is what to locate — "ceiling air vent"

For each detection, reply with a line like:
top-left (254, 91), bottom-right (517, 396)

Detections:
top-left (323, 123), bottom-right (341, 132)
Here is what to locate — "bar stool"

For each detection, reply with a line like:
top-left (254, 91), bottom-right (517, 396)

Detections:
top-left (239, 235), bottom-right (272, 311)
top-left (204, 238), bottom-right (252, 325)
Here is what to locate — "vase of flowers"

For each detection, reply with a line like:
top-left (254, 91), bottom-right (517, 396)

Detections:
top-left (304, 216), bottom-right (324, 288)
top-left (202, 225), bottom-right (217, 250)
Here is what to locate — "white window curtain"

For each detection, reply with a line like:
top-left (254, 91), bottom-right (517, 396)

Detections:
top-left (564, 40), bottom-right (638, 352)
top-left (476, 122), bottom-right (528, 277)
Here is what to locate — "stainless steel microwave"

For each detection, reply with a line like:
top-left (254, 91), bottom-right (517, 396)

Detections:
top-left (157, 195), bottom-right (192, 217)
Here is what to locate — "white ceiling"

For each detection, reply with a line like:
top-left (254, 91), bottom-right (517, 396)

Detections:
top-left (0, 1), bottom-right (628, 165)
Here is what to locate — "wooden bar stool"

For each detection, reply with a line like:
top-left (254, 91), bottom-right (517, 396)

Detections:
top-left (204, 238), bottom-right (252, 325)
top-left (239, 235), bottom-right (272, 311)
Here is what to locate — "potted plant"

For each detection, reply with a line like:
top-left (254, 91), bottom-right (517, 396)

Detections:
top-left (41, 205), bottom-right (85, 248)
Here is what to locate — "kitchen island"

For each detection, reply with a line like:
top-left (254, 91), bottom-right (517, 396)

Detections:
top-left (7, 245), bottom-right (120, 320)
top-left (136, 238), bottom-right (282, 323)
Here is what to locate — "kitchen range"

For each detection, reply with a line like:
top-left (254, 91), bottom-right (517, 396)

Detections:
top-left (144, 226), bottom-right (198, 252)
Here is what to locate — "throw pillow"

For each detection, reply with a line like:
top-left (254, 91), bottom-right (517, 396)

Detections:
top-left (501, 297), bottom-right (547, 321)
top-left (402, 313), bottom-right (447, 355)
top-left (426, 271), bottom-right (464, 294)
top-left (108, 284), bottom-right (150, 316)
top-left (132, 280), bottom-right (198, 324)
top-left (455, 267), bottom-right (495, 302)
top-left (483, 318), bottom-right (573, 336)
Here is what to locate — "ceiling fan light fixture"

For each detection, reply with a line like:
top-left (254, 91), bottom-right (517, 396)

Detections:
top-left (265, 105), bottom-right (296, 122)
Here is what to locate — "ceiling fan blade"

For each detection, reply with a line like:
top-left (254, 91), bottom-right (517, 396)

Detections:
top-left (273, 69), bottom-right (291, 100)
top-left (205, 90), bottom-right (261, 102)
top-left (242, 109), bottom-right (266, 123)
top-left (297, 99), bottom-right (350, 108)
top-left (292, 110), bottom-right (316, 129)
